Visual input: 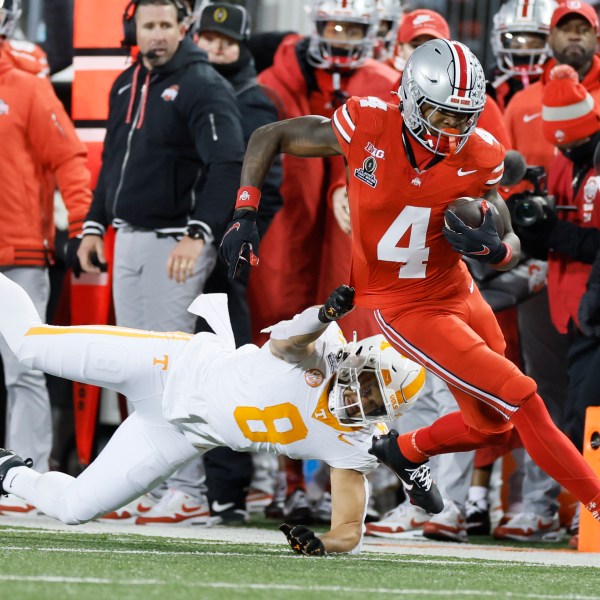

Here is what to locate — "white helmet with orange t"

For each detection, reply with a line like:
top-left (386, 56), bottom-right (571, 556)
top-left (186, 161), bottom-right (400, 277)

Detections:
top-left (329, 334), bottom-right (425, 427)
top-left (307, 0), bottom-right (380, 69)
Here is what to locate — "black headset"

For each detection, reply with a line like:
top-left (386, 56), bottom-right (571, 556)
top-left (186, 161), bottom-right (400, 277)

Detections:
top-left (122, 0), bottom-right (190, 48)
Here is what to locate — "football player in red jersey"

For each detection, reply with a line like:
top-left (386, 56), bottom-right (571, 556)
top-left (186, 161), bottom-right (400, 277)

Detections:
top-left (220, 38), bottom-right (600, 523)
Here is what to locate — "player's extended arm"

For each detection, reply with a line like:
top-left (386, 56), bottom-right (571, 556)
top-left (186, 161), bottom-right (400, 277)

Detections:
top-left (268, 286), bottom-right (354, 363)
top-left (280, 468), bottom-right (367, 555)
top-left (219, 117), bottom-right (342, 278)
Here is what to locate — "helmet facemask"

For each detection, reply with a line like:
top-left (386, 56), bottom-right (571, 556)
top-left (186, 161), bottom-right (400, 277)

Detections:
top-left (374, 0), bottom-right (403, 61)
top-left (0, 0), bottom-right (21, 39)
top-left (329, 335), bottom-right (425, 427)
top-left (400, 39), bottom-right (486, 156)
top-left (307, 0), bottom-right (379, 70)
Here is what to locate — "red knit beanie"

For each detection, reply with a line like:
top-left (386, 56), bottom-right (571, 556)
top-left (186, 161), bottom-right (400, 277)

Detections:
top-left (542, 65), bottom-right (600, 144)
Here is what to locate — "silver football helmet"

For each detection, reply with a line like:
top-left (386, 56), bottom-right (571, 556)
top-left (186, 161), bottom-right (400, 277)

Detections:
top-left (329, 334), bottom-right (425, 427)
top-left (307, 0), bottom-right (380, 69)
top-left (374, 0), bottom-right (404, 60)
top-left (0, 0), bottom-right (21, 38)
top-left (492, 0), bottom-right (557, 77)
top-left (399, 39), bottom-right (486, 155)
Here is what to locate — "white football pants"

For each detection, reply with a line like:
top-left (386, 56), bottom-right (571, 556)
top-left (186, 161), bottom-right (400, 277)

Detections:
top-left (0, 273), bottom-right (203, 524)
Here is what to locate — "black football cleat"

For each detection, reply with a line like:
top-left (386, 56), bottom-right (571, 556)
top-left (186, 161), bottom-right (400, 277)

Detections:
top-left (369, 430), bottom-right (444, 514)
top-left (0, 449), bottom-right (33, 496)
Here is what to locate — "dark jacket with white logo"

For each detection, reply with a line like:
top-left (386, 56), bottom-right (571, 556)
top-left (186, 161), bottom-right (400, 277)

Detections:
top-left (85, 37), bottom-right (244, 242)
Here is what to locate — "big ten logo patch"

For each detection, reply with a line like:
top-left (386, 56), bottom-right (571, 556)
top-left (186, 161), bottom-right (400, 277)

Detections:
top-left (305, 368), bottom-right (324, 388)
top-left (365, 142), bottom-right (385, 159)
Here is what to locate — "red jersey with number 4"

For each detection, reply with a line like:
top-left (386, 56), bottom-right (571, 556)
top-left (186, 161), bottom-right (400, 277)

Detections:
top-left (332, 96), bottom-right (505, 309)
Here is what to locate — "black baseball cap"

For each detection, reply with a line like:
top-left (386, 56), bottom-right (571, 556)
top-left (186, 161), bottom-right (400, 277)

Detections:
top-left (197, 3), bottom-right (250, 41)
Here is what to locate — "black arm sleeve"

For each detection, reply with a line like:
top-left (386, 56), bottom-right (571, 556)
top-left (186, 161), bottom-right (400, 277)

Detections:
top-left (181, 71), bottom-right (245, 241)
top-left (547, 220), bottom-right (600, 264)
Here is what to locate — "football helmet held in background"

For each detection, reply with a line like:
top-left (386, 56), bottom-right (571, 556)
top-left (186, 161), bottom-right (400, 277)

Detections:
top-left (307, 0), bottom-right (380, 69)
top-left (0, 0), bottom-right (21, 38)
top-left (374, 0), bottom-right (404, 60)
top-left (330, 334), bottom-right (425, 427)
top-left (399, 39), bottom-right (486, 155)
top-left (492, 0), bottom-right (557, 77)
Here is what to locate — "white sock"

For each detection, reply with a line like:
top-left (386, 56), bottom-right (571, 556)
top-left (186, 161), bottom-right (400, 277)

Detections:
top-left (468, 485), bottom-right (489, 506)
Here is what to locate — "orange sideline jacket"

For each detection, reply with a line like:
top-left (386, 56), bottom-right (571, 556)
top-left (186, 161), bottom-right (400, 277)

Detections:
top-left (0, 60), bottom-right (91, 267)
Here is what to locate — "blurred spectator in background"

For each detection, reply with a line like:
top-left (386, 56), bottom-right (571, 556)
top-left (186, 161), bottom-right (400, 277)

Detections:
top-left (0, 0), bottom-right (92, 515)
top-left (514, 64), bottom-right (600, 547)
top-left (373, 0), bottom-right (403, 62)
top-left (488, 0), bottom-right (557, 111)
top-left (491, 0), bottom-right (600, 543)
top-left (76, 0), bottom-right (245, 525)
top-left (192, 1), bottom-right (283, 525)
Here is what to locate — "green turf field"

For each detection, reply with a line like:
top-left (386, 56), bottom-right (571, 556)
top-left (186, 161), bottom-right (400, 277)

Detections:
top-left (1, 524), bottom-right (597, 600)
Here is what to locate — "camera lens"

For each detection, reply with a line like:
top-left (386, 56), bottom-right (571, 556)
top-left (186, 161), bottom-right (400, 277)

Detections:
top-left (510, 195), bottom-right (546, 227)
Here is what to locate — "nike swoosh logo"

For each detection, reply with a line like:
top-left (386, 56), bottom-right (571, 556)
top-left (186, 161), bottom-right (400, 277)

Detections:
top-left (211, 501), bottom-right (235, 513)
top-left (410, 518), bottom-right (427, 528)
top-left (118, 83), bottom-right (132, 95)
top-left (137, 503), bottom-right (152, 513)
top-left (223, 222), bottom-right (240, 237)
top-left (181, 503), bottom-right (206, 513)
top-left (338, 433), bottom-right (353, 446)
top-left (457, 168), bottom-right (477, 176)
top-left (523, 113), bottom-right (541, 123)
top-left (470, 246), bottom-right (490, 256)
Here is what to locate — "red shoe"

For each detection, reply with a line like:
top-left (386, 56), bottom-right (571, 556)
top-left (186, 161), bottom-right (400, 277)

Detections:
top-left (135, 489), bottom-right (209, 525)
top-left (98, 494), bottom-right (156, 523)
top-left (493, 512), bottom-right (561, 542)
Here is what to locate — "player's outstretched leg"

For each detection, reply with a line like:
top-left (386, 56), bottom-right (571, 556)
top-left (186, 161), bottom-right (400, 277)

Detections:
top-left (0, 449), bottom-right (33, 495)
top-left (0, 272), bottom-right (44, 354)
top-left (369, 429), bottom-right (444, 514)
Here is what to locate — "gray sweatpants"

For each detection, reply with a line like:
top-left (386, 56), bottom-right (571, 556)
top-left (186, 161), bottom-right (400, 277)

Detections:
top-left (112, 228), bottom-right (217, 498)
top-left (0, 267), bottom-right (51, 472)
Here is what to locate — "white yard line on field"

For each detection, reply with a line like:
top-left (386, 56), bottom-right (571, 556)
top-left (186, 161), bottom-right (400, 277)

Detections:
top-left (0, 575), bottom-right (598, 599)
top-left (1, 514), bottom-right (598, 568)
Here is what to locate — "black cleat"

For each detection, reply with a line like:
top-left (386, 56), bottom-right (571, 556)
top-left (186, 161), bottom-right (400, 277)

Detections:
top-left (0, 449), bottom-right (33, 496)
top-left (465, 500), bottom-right (491, 536)
top-left (369, 430), bottom-right (444, 514)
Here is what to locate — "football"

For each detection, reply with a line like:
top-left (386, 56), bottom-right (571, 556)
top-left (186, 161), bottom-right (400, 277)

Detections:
top-left (445, 197), bottom-right (505, 239)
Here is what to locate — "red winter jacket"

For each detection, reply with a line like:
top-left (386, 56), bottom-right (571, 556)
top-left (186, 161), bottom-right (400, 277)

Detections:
top-left (547, 154), bottom-right (600, 333)
top-left (0, 59), bottom-right (91, 267)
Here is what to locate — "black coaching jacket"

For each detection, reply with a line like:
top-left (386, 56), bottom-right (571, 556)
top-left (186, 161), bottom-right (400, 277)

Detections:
top-left (84, 37), bottom-right (244, 243)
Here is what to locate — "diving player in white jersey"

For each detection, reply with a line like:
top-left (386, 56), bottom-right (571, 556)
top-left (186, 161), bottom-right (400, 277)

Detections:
top-left (0, 274), bottom-right (430, 555)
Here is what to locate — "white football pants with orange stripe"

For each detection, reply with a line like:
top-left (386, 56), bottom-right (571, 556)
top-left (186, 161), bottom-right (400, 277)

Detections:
top-left (0, 273), bottom-right (203, 524)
